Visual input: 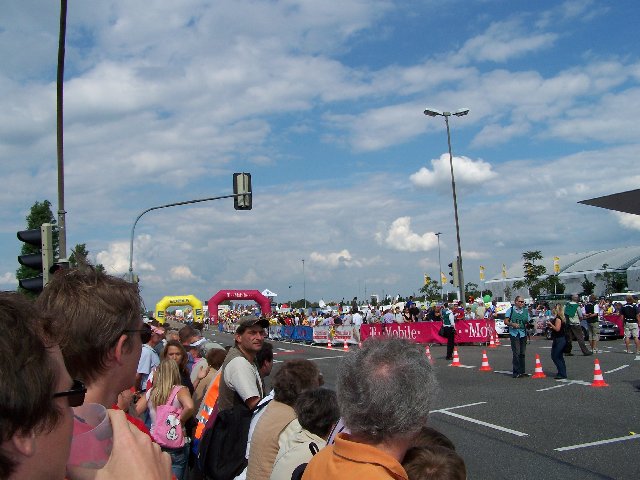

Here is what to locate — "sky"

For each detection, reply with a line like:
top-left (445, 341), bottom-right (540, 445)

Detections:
top-left (2, 0), bottom-right (640, 310)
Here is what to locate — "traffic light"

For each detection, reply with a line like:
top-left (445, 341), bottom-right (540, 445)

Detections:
top-left (448, 259), bottom-right (460, 287)
top-left (233, 172), bottom-right (252, 210)
top-left (17, 223), bottom-right (53, 293)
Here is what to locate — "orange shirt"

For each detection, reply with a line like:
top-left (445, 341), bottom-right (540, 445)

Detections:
top-left (302, 433), bottom-right (407, 480)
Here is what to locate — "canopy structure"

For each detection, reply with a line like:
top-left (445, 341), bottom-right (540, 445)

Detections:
top-left (261, 288), bottom-right (278, 297)
top-left (579, 189), bottom-right (640, 216)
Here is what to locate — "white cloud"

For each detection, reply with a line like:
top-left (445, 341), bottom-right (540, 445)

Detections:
top-left (453, 20), bottom-right (558, 64)
top-left (96, 234), bottom-right (156, 275)
top-left (615, 212), bottom-right (640, 231)
top-left (381, 217), bottom-right (438, 252)
top-left (170, 265), bottom-right (197, 280)
top-left (0, 272), bottom-right (16, 287)
top-left (310, 249), bottom-right (357, 268)
top-left (409, 154), bottom-right (497, 189)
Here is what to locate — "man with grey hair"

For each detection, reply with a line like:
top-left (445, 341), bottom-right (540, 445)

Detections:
top-left (302, 337), bottom-right (437, 479)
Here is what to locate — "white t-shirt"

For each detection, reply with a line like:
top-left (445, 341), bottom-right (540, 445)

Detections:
top-left (224, 356), bottom-right (263, 402)
top-left (137, 344), bottom-right (160, 390)
top-left (352, 312), bottom-right (363, 326)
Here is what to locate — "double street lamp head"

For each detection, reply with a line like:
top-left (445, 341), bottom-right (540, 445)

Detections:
top-left (423, 107), bottom-right (470, 118)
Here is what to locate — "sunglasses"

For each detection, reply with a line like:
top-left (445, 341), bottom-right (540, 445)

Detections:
top-left (123, 328), bottom-right (152, 344)
top-left (53, 379), bottom-right (87, 408)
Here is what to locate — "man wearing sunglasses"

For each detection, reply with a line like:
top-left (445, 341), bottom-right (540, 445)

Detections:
top-left (36, 268), bottom-right (150, 427)
top-left (0, 292), bottom-right (172, 480)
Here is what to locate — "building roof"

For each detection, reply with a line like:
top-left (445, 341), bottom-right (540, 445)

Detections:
top-left (487, 246), bottom-right (640, 282)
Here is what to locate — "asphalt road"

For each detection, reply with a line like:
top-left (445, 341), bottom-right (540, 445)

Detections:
top-left (197, 327), bottom-right (640, 479)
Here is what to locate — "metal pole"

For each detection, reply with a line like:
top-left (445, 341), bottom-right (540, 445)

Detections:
top-left (444, 115), bottom-right (466, 307)
top-left (56, 0), bottom-right (68, 260)
top-left (435, 232), bottom-right (443, 300)
top-left (128, 192), bottom-right (246, 282)
top-left (302, 259), bottom-right (306, 309)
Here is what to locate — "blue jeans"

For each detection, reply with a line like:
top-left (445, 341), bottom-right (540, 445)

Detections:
top-left (510, 335), bottom-right (527, 376)
top-left (162, 444), bottom-right (188, 480)
top-left (551, 336), bottom-right (567, 378)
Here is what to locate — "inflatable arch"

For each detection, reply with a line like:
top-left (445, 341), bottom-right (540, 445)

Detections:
top-left (208, 290), bottom-right (271, 323)
top-left (155, 295), bottom-right (204, 324)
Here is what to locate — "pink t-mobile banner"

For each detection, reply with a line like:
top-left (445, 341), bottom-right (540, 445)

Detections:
top-left (359, 320), bottom-right (496, 344)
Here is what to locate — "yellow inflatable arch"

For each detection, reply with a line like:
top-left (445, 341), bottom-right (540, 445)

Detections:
top-left (154, 295), bottom-right (204, 324)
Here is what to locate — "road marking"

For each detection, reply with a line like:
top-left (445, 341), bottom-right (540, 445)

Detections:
top-left (431, 402), bottom-right (528, 437)
top-left (605, 365), bottom-right (629, 374)
top-left (431, 402), bottom-right (486, 412)
top-left (635, 355), bottom-right (640, 361)
top-left (306, 355), bottom-right (345, 361)
top-left (494, 370), bottom-right (513, 375)
top-left (450, 364), bottom-right (476, 369)
top-left (555, 433), bottom-right (640, 452)
top-left (536, 383), bottom-right (573, 392)
top-left (557, 379), bottom-right (592, 386)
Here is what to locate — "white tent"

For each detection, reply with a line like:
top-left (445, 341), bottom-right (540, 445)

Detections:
top-left (261, 288), bottom-right (278, 298)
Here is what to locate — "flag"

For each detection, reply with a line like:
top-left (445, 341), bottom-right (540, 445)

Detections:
top-left (501, 264), bottom-right (507, 279)
top-left (441, 272), bottom-right (447, 285)
top-left (424, 274), bottom-right (430, 285)
top-left (553, 256), bottom-right (560, 274)
top-left (479, 265), bottom-right (485, 281)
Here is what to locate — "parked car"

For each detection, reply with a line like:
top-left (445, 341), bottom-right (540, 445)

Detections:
top-left (544, 319), bottom-right (620, 340)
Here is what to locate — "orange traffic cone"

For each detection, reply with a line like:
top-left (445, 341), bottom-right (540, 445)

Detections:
top-left (591, 358), bottom-right (609, 387)
top-left (449, 347), bottom-right (461, 367)
top-left (531, 354), bottom-right (546, 378)
top-left (327, 339), bottom-right (332, 349)
top-left (343, 341), bottom-right (349, 351)
top-left (495, 332), bottom-right (501, 346)
top-left (488, 334), bottom-right (497, 349)
top-left (425, 345), bottom-right (433, 364)
top-left (479, 350), bottom-right (492, 371)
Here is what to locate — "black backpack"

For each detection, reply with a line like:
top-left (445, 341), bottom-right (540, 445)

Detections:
top-left (198, 399), bottom-right (270, 480)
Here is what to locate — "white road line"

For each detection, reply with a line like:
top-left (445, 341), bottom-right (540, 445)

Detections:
top-left (430, 402), bottom-right (528, 437)
top-left (431, 402), bottom-right (486, 412)
top-left (555, 434), bottom-right (640, 452)
top-left (435, 411), bottom-right (528, 437)
top-left (557, 379), bottom-right (592, 386)
top-left (536, 383), bottom-right (572, 392)
top-left (494, 370), bottom-right (513, 375)
top-left (450, 364), bottom-right (476, 369)
top-left (306, 355), bottom-right (345, 361)
top-left (605, 365), bottom-right (629, 374)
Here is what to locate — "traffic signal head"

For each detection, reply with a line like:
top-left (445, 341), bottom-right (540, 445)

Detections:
top-left (233, 172), bottom-right (252, 210)
top-left (17, 224), bottom-right (53, 293)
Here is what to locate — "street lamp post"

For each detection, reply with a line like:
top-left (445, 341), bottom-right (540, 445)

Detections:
top-left (435, 232), bottom-right (443, 300)
top-left (424, 107), bottom-right (469, 306)
top-left (128, 174), bottom-right (251, 282)
top-left (302, 259), bottom-right (306, 310)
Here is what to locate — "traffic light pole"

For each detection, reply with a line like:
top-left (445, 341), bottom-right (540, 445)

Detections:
top-left (128, 191), bottom-right (251, 282)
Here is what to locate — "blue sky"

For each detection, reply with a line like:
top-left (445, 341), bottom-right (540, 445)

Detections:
top-left (1, 0), bottom-right (639, 309)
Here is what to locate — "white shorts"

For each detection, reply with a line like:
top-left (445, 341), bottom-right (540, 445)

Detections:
top-left (624, 322), bottom-right (639, 339)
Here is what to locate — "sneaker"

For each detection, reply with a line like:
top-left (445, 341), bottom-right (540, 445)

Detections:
top-left (554, 375), bottom-right (567, 380)
top-left (564, 352), bottom-right (574, 356)
top-left (583, 352), bottom-right (593, 356)
top-left (517, 373), bottom-right (530, 378)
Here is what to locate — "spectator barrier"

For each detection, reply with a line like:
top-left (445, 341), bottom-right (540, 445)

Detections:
top-left (223, 320), bottom-right (497, 344)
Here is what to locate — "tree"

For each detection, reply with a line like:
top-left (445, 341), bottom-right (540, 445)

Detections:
top-left (69, 243), bottom-right (105, 272)
top-left (512, 250), bottom-right (547, 299)
top-left (465, 282), bottom-right (480, 301)
top-left (420, 280), bottom-right (441, 301)
top-left (595, 264), bottom-right (628, 296)
top-left (580, 275), bottom-right (596, 296)
top-left (540, 274), bottom-right (565, 295)
top-left (16, 200), bottom-right (58, 295)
